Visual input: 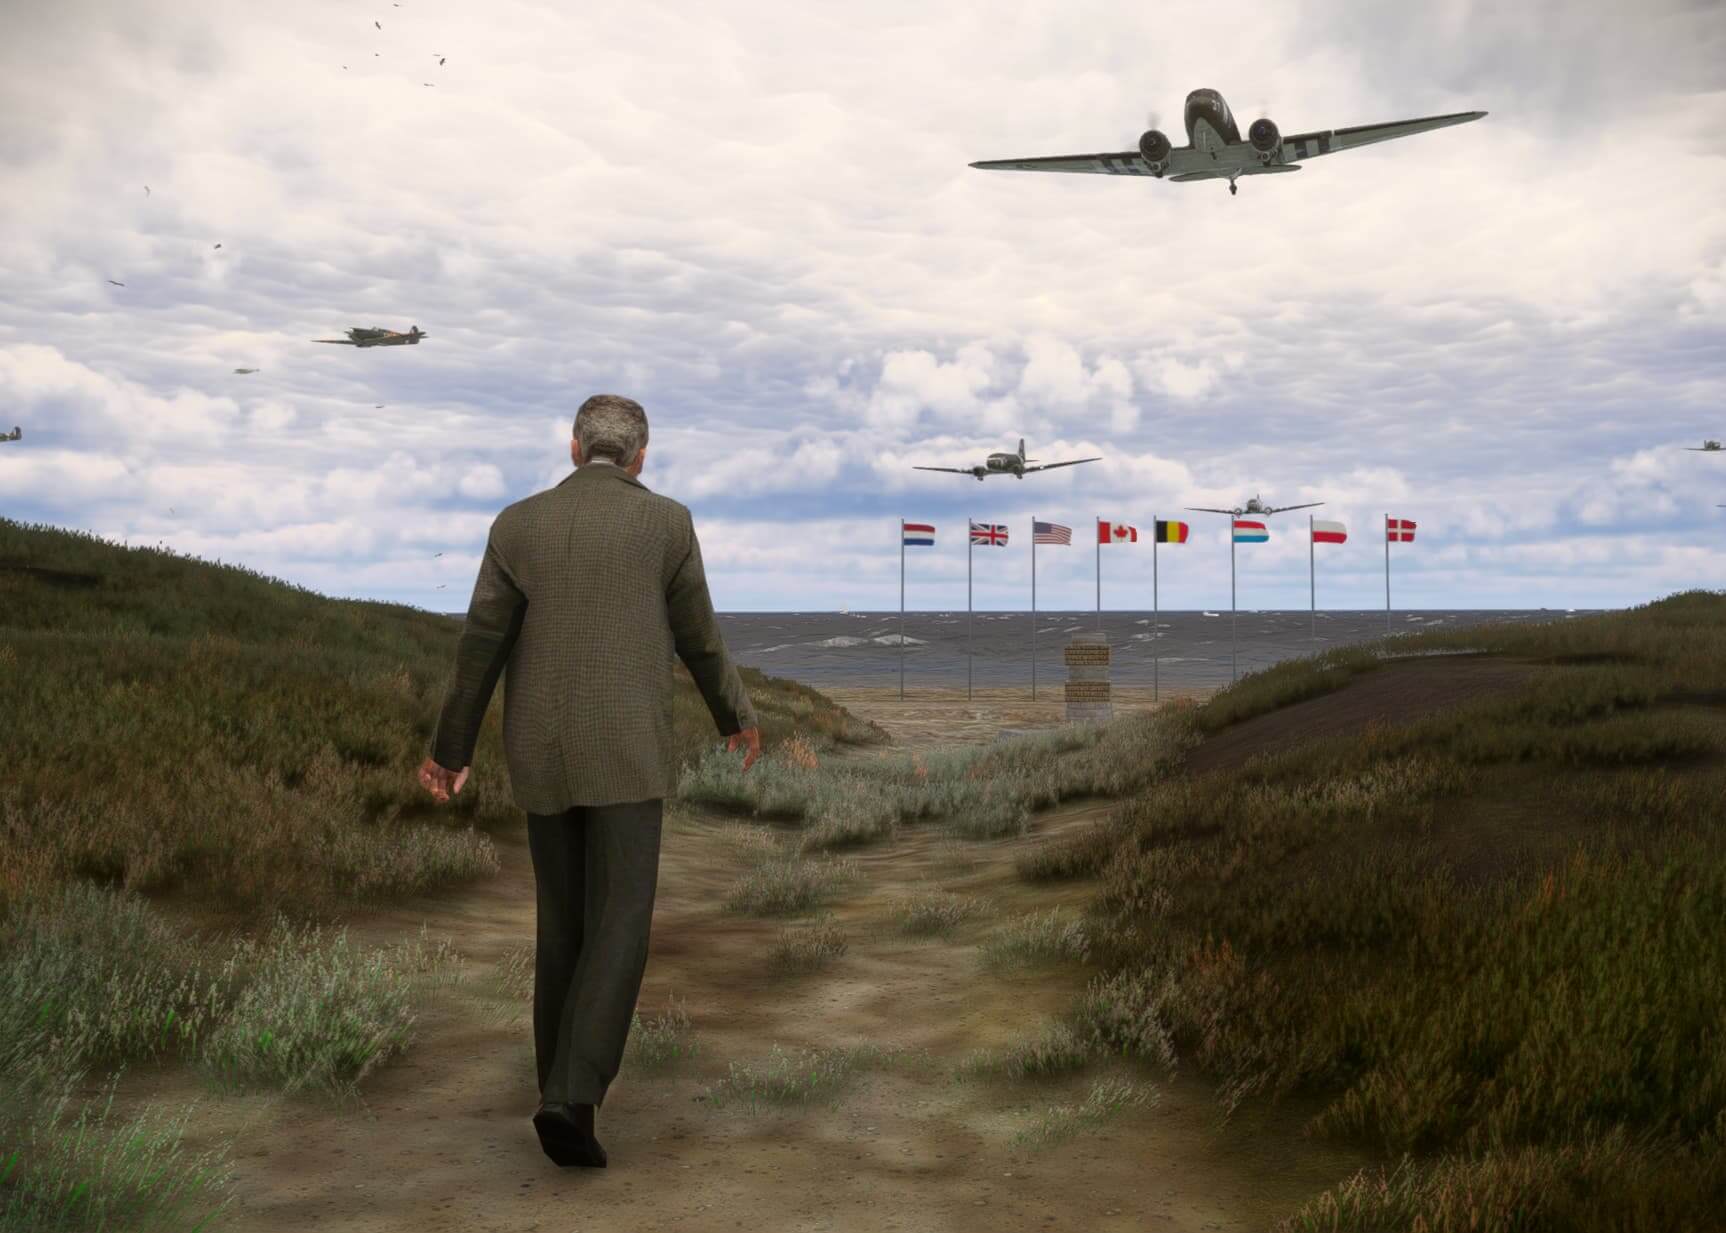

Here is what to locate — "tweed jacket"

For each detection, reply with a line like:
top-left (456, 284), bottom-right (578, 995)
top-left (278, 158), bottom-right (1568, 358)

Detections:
top-left (430, 461), bottom-right (757, 812)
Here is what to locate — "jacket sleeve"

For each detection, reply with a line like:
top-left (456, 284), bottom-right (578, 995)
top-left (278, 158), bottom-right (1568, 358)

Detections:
top-left (431, 517), bottom-right (527, 770)
top-left (666, 506), bottom-right (756, 735)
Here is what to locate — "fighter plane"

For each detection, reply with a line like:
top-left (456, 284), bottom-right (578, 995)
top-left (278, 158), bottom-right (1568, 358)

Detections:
top-left (1684, 440), bottom-right (1722, 451)
top-left (312, 325), bottom-right (427, 347)
top-left (1186, 494), bottom-right (1324, 517)
top-left (912, 438), bottom-right (1101, 481)
top-left (233, 368), bottom-right (260, 375)
top-left (971, 88), bottom-right (1487, 196)
top-left (0, 426), bottom-right (20, 443)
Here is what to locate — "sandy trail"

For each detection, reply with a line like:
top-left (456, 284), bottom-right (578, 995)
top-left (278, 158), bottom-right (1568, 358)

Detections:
top-left (95, 685), bottom-right (1368, 1233)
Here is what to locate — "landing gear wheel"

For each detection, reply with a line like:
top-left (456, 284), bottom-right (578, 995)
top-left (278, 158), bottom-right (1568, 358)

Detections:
top-left (1229, 182), bottom-right (1238, 196)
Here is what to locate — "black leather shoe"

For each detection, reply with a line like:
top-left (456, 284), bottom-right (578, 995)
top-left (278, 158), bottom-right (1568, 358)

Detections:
top-left (533, 1102), bottom-right (607, 1168)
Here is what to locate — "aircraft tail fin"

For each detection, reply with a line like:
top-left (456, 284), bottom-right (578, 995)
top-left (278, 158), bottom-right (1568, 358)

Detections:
top-left (1018, 437), bottom-right (1026, 458)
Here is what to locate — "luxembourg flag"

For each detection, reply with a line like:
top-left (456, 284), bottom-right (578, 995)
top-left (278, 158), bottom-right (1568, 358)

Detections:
top-left (1233, 519), bottom-right (1269, 543)
top-left (1311, 519), bottom-right (1347, 544)
top-left (903, 522), bottom-right (935, 546)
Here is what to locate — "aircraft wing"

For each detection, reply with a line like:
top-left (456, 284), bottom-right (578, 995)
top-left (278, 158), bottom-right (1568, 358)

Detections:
top-left (312, 338), bottom-right (358, 344)
top-left (911, 466), bottom-right (978, 474)
top-left (1185, 507), bottom-right (1239, 515)
top-left (1277, 110), bottom-right (1486, 162)
top-left (1022, 457), bottom-right (1101, 472)
top-left (1266, 502), bottom-right (1325, 514)
top-left (969, 146), bottom-right (1211, 178)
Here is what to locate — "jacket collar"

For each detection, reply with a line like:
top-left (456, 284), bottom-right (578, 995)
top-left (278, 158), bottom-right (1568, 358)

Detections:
top-left (558, 462), bottom-right (647, 492)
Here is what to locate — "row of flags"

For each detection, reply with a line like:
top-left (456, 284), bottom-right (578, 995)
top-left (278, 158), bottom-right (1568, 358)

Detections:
top-left (907, 517), bottom-right (1419, 546)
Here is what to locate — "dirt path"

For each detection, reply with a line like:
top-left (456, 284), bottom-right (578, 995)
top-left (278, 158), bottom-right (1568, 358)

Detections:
top-left (92, 691), bottom-right (1369, 1233)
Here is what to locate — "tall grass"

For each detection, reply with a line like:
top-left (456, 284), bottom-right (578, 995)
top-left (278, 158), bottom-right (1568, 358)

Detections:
top-left (1075, 590), bottom-right (1726, 1231)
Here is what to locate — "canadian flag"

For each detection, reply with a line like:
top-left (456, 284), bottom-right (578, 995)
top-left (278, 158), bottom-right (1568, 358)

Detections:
top-left (1097, 520), bottom-right (1138, 543)
top-left (1387, 517), bottom-right (1417, 543)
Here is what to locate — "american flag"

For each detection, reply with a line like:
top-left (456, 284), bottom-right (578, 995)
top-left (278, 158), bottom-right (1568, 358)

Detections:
top-left (970, 521), bottom-right (1009, 546)
top-left (1032, 520), bottom-right (1071, 545)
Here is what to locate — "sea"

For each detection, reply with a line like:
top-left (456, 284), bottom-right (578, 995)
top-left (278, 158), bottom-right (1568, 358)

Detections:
top-left (703, 609), bottom-right (1603, 692)
top-left (437, 606), bottom-right (1604, 691)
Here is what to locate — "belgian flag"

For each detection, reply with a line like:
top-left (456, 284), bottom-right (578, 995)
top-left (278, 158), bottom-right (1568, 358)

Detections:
top-left (1154, 519), bottom-right (1189, 543)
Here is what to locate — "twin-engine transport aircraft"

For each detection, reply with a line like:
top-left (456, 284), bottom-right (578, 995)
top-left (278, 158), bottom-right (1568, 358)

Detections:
top-left (1186, 494), bottom-right (1324, 517)
top-left (313, 325), bottom-right (428, 347)
top-left (913, 438), bottom-right (1101, 481)
top-left (971, 88), bottom-right (1487, 196)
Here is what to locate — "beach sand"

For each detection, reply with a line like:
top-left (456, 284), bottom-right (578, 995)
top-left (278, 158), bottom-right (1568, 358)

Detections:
top-left (816, 684), bottom-right (1219, 751)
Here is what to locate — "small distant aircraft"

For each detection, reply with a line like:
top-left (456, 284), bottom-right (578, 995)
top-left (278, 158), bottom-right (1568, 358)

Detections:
top-left (313, 325), bottom-right (427, 347)
top-left (912, 437), bottom-right (1101, 481)
top-left (1685, 440), bottom-right (1722, 451)
top-left (1186, 494), bottom-right (1324, 517)
top-left (233, 367), bottom-right (260, 374)
top-left (0, 426), bottom-right (20, 443)
top-left (971, 88), bottom-right (1487, 196)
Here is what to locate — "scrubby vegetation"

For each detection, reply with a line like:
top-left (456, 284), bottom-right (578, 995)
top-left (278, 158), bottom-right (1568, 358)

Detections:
top-left (8, 512), bottom-right (1726, 1231)
top-left (0, 519), bottom-right (889, 929)
top-left (1064, 589), bottom-right (1726, 1231)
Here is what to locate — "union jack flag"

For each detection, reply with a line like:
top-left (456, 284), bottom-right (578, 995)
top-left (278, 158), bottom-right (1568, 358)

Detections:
top-left (970, 520), bottom-right (1009, 546)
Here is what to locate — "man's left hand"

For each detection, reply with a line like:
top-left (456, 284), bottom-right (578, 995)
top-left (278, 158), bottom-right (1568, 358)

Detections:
top-left (417, 756), bottom-right (470, 803)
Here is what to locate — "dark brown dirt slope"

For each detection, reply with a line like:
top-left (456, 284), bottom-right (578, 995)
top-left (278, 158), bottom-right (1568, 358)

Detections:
top-left (1181, 654), bottom-right (1544, 777)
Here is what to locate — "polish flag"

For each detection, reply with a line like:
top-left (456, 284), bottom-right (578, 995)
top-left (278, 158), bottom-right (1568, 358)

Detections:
top-left (1311, 519), bottom-right (1348, 544)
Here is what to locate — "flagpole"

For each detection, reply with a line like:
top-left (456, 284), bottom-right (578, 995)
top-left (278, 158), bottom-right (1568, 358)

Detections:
top-left (1385, 512), bottom-right (1391, 638)
top-left (1096, 514), bottom-right (1102, 632)
top-left (1310, 513), bottom-right (1317, 642)
top-left (967, 519), bottom-right (974, 701)
top-left (1153, 515), bottom-right (1159, 703)
top-left (899, 518), bottom-right (906, 700)
top-left (1031, 514), bottom-right (1037, 701)
top-left (1230, 518), bottom-right (1238, 684)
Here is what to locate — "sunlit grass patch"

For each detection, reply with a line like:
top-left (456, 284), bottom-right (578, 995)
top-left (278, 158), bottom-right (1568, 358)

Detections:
top-left (721, 854), bottom-right (865, 918)
top-left (768, 911), bottom-right (849, 974)
top-left (678, 707), bottom-right (1197, 846)
top-left (796, 785), bottom-right (902, 852)
top-left (0, 1067), bottom-right (239, 1233)
top-left (624, 991), bottom-right (700, 1072)
top-left (694, 1041), bottom-right (920, 1113)
top-left (887, 888), bottom-right (988, 937)
top-left (952, 1019), bottom-right (1091, 1084)
top-left (1009, 1077), bottom-right (1157, 1148)
top-left (194, 912), bottom-right (455, 1105)
top-left (976, 907), bottom-right (1092, 972)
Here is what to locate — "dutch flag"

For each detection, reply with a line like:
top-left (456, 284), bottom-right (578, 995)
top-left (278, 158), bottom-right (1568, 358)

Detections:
top-left (902, 522), bottom-right (935, 546)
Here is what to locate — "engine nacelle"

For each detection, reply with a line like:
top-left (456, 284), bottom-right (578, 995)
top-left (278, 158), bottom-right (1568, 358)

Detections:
top-left (1248, 117), bottom-right (1280, 156)
top-left (1137, 129), bottom-right (1172, 174)
top-left (973, 466), bottom-right (988, 481)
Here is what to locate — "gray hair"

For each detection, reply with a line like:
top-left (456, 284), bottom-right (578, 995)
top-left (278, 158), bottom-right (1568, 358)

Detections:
top-left (573, 394), bottom-right (649, 465)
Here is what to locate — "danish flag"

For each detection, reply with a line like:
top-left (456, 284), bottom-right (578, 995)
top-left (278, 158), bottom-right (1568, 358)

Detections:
top-left (1387, 517), bottom-right (1417, 543)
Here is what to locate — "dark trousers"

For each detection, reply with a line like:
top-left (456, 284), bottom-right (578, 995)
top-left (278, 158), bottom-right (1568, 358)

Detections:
top-left (526, 799), bottom-right (663, 1108)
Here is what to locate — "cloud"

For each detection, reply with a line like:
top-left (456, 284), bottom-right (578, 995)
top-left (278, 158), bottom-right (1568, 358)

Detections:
top-left (2, 0), bottom-right (1724, 612)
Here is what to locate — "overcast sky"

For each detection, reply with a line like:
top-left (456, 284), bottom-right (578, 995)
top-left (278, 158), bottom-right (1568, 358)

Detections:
top-left (3, 0), bottom-right (1724, 614)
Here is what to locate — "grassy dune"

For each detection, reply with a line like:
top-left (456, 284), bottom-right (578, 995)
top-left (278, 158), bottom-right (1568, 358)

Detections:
top-left (5, 515), bottom-right (1726, 1230)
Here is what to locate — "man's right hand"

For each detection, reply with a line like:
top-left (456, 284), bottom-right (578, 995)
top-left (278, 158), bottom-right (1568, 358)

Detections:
top-left (727, 727), bottom-right (761, 771)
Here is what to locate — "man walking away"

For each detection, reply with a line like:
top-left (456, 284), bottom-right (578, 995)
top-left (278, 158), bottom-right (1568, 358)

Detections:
top-left (422, 393), bottom-right (761, 1168)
